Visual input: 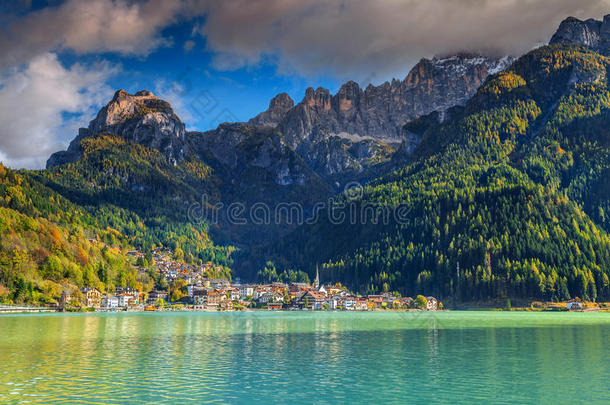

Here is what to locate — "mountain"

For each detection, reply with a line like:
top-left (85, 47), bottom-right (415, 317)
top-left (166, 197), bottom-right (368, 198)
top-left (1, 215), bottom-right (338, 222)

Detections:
top-left (249, 93), bottom-right (295, 127)
top-left (50, 53), bottom-right (510, 177)
top-left (8, 14), bottom-right (610, 305)
top-left (267, 43), bottom-right (610, 303)
top-left (283, 54), bottom-right (512, 140)
top-left (48, 90), bottom-right (188, 168)
top-left (250, 54), bottom-right (513, 180)
top-left (0, 162), bottom-right (143, 304)
top-left (550, 14), bottom-right (610, 55)
top-left (45, 53), bottom-right (512, 216)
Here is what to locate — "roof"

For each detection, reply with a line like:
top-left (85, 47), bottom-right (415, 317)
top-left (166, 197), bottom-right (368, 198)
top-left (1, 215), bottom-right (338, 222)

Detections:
top-left (304, 291), bottom-right (326, 300)
top-left (148, 290), bottom-right (168, 295)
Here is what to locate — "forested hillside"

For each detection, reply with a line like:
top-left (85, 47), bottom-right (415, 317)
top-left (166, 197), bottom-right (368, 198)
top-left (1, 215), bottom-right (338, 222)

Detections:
top-left (5, 38), bottom-right (610, 305)
top-left (0, 134), bottom-right (236, 304)
top-left (269, 44), bottom-right (610, 302)
top-left (0, 163), bottom-right (138, 304)
top-left (36, 133), bottom-right (235, 266)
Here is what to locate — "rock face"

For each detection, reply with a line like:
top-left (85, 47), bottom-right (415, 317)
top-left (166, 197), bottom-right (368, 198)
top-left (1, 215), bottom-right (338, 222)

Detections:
top-left (276, 54), bottom-right (513, 144)
top-left (47, 90), bottom-right (187, 168)
top-left (550, 14), bottom-right (610, 55)
top-left (265, 54), bottom-right (513, 177)
top-left (189, 124), bottom-right (317, 191)
top-left (249, 93), bottom-right (294, 127)
top-left (47, 53), bottom-right (512, 185)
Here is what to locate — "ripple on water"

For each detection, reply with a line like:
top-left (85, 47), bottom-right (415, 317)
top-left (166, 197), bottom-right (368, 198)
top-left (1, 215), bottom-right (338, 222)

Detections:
top-left (0, 312), bottom-right (609, 403)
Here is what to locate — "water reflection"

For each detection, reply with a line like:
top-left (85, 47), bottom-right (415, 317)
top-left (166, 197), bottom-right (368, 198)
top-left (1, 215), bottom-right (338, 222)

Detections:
top-left (0, 312), bottom-right (609, 403)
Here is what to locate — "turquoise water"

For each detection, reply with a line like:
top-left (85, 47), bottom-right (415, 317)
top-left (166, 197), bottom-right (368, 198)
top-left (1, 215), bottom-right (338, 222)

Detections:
top-left (0, 311), bottom-right (609, 404)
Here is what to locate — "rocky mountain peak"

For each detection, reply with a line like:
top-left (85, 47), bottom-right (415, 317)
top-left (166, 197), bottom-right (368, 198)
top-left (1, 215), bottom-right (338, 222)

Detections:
top-left (336, 81), bottom-right (362, 111)
top-left (304, 87), bottom-right (332, 110)
top-left (47, 90), bottom-right (187, 168)
top-left (269, 92), bottom-right (294, 110)
top-left (47, 51), bottom-right (513, 181)
top-left (550, 14), bottom-right (610, 55)
top-left (249, 92), bottom-right (294, 127)
top-left (89, 89), bottom-right (177, 133)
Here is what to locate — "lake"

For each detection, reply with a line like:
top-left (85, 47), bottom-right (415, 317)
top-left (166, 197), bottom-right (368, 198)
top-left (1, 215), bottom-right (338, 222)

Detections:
top-left (0, 311), bottom-right (609, 404)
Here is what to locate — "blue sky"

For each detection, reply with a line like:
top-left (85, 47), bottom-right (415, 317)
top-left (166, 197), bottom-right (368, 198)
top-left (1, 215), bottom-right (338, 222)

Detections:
top-left (0, 0), bottom-right (607, 169)
top-left (25, 3), bottom-right (342, 131)
top-left (67, 22), bottom-right (342, 130)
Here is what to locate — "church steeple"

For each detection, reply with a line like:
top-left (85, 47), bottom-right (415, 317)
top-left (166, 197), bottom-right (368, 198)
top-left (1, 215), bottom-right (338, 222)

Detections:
top-left (314, 264), bottom-right (320, 289)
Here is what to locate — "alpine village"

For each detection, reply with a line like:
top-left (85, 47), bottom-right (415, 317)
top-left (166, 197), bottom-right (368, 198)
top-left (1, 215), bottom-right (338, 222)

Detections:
top-left (4, 14), bottom-right (610, 315)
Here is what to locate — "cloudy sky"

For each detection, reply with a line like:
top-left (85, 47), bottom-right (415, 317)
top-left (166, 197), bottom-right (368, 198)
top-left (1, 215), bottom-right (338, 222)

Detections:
top-left (0, 0), bottom-right (609, 168)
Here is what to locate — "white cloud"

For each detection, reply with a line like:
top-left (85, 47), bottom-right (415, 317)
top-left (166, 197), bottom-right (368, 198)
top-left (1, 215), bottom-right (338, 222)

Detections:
top-left (183, 40), bottom-right (196, 53)
top-left (0, 0), bottom-right (189, 68)
top-left (0, 53), bottom-right (119, 169)
top-left (197, 0), bottom-right (610, 81)
top-left (154, 79), bottom-right (198, 132)
top-left (2, 0), bottom-right (610, 168)
top-left (0, 0), bottom-right (197, 168)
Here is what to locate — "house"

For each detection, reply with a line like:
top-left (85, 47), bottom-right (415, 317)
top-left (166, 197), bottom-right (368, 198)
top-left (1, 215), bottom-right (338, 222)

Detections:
top-left (267, 302), bottom-right (283, 310)
top-left (147, 290), bottom-right (168, 305)
top-left (271, 282), bottom-right (288, 294)
top-left (566, 299), bottom-right (583, 311)
top-left (117, 294), bottom-right (133, 307)
top-left (256, 291), bottom-right (283, 305)
top-left (80, 287), bottom-right (102, 308)
top-left (102, 295), bottom-right (119, 308)
top-left (297, 290), bottom-right (326, 310)
top-left (187, 283), bottom-right (200, 298)
top-left (227, 287), bottom-right (239, 300)
top-left (220, 300), bottom-right (234, 311)
top-left (367, 295), bottom-right (384, 309)
top-left (115, 287), bottom-right (139, 304)
top-left (289, 283), bottom-right (308, 294)
top-left (59, 290), bottom-right (72, 308)
top-left (189, 285), bottom-right (207, 302)
top-left (342, 296), bottom-right (358, 310)
top-left (381, 293), bottom-right (397, 307)
top-left (206, 290), bottom-right (222, 310)
top-left (253, 286), bottom-right (272, 300)
top-left (192, 288), bottom-right (209, 305)
top-left (356, 298), bottom-right (369, 311)
top-left (212, 279), bottom-right (230, 289)
top-left (327, 285), bottom-right (346, 296)
top-left (426, 297), bottom-right (438, 311)
top-left (325, 298), bottom-right (338, 310)
top-left (316, 284), bottom-right (327, 296)
top-left (239, 285), bottom-right (254, 298)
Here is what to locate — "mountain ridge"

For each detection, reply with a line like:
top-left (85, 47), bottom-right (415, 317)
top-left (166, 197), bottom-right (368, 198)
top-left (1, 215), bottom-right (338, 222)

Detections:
top-left (266, 43), bottom-right (610, 301)
top-left (47, 53), bottom-right (513, 191)
top-left (550, 13), bottom-right (610, 55)
top-left (10, 14), bottom-right (610, 304)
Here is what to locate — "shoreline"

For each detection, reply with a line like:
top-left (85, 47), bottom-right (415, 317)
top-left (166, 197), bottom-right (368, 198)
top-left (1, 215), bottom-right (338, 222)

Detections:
top-left (2, 306), bottom-right (609, 314)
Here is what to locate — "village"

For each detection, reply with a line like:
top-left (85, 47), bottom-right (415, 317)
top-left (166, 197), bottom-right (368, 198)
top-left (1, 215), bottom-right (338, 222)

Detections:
top-left (55, 249), bottom-right (599, 313)
top-left (57, 249), bottom-right (441, 312)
